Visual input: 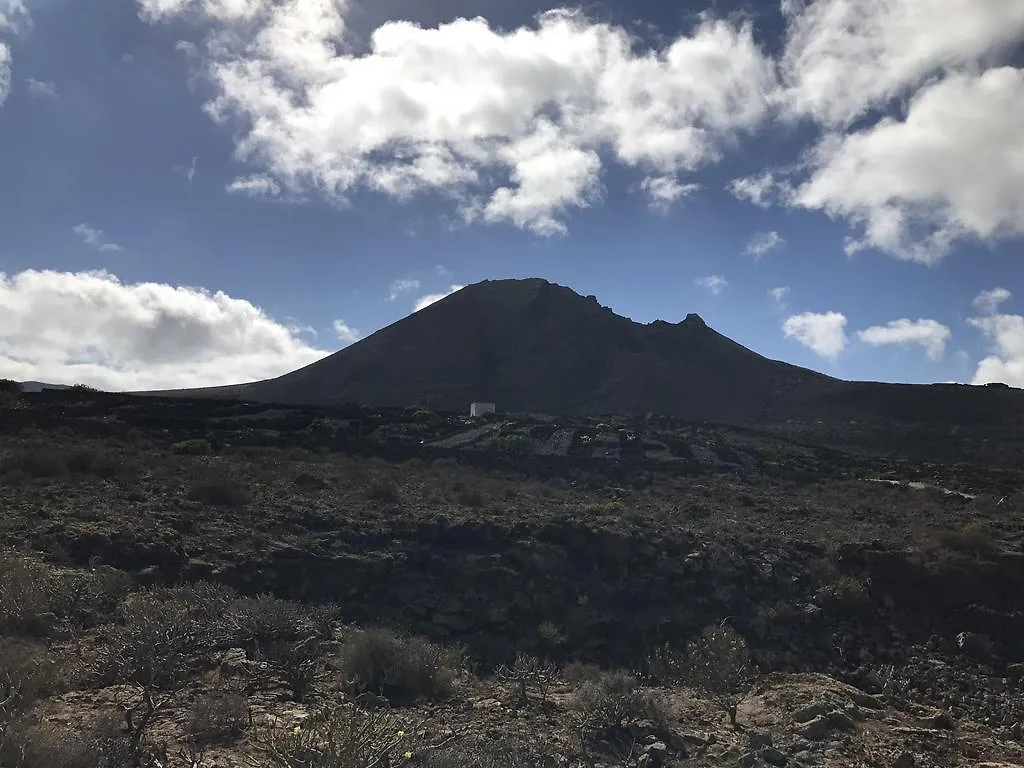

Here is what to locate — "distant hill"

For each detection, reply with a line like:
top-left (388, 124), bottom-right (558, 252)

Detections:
top-left (157, 278), bottom-right (829, 422)
top-left (18, 381), bottom-right (77, 393)
top-left (145, 278), bottom-right (1022, 436)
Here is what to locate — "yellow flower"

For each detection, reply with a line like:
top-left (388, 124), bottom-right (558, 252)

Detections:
top-left (404, 752), bottom-right (413, 760)
top-left (292, 726), bottom-right (302, 735)
top-left (397, 730), bottom-right (405, 738)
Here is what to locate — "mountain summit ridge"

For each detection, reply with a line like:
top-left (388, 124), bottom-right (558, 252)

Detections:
top-left (146, 278), bottom-right (1024, 439)
top-left (183, 278), bottom-right (833, 420)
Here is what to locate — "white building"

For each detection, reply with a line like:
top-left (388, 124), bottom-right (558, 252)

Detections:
top-left (470, 402), bottom-right (496, 418)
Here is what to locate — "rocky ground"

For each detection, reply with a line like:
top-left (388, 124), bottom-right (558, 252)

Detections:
top-left (1, 389), bottom-right (1023, 766)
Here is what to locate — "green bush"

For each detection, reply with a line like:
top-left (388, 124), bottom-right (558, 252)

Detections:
top-left (935, 520), bottom-right (998, 557)
top-left (815, 575), bottom-right (872, 615)
top-left (682, 624), bottom-right (754, 727)
top-left (172, 438), bottom-right (213, 456)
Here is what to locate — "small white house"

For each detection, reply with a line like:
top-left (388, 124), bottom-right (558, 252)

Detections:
top-left (470, 402), bottom-right (496, 418)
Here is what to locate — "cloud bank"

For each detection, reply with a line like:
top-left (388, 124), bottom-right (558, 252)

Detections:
top-left (0, 270), bottom-right (328, 391)
top-left (857, 319), bottom-right (951, 361)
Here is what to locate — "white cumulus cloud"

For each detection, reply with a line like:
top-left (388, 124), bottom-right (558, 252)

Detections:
top-left (0, 0), bottom-right (30, 107)
top-left (972, 287), bottom-right (1011, 315)
top-left (0, 0), bottom-right (29, 32)
top-left (0, 43), bottom-right (10, 105)
top-left (25, 77), bottom-right (56, 98)
top-left (332, 319), bottom-right (361, 344)
top-left (856, 318), bottom-right (952, 361)
top-left (790, 68), bottom-right (1024, 264)
top-left (414, 284), bottom-right (464, 312)
top-left (769, 286), bottom-right (790, 310)
top-left (73, 223), bottom-right (124, 253)
top-left (969, 313), bottom-right (1024, 388)
top-left (694, 275), bottom-right (727, 296)
top-left (745, 230), bottom-right (784, 260)
top-left (722, 2), bottom-right (1024, 264)
top-left (640, 176), bottom-right (700, 213)
top-left (779, 0), bottom-right (1024, 126)
top-left (388, 278), bottom-right (420, 301)
top-left (226, 174), bottom-right (284, 199)
top-left (783, 310), bottom-right (847, 360)
top-left (140, 1), bottom-right (776, 235)
top-left (0, 269), bottom-right (328, 390)
top-left (726, 171), bottom-right (783, 208)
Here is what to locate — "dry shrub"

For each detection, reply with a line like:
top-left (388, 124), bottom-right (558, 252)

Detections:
top-left (338, 628), bottom-right (465, 704)
top-left (260, 637), bottom-right (325, 703)
top-left (0, 552), bottom-right (132, 636)
top-left (186, 478), bottom-right (252, 508)
top-left (225, 594), bottom-right (315, 656)
top-left (365, 477), bottom-right (400, 504)
top-left (455, 487), bottom-right (485, 508)
top-left (250, 703), bottom-right (407, 768)
top-left (92, 589), bottom-right (218, 690)
top-left (495, 654), bottom-right (557, 706)
top-left (815, 575), bottom-right (872, 615)
top-left (422, 734), bottom-right (555, 768)
top-left (188, 691), bottom-right (251, 745)
top-left (570, 670), bottom-right (667, 731)
top-left (0, 717), bottom-right (102, 768)
top-left (0, 638), bottom-right (60, 712)
top-left (934, 520), bottom-right (999, 557)
top-left (562, 661), bottom-right (605, 687)
top-left (3, 450), bottom-right (68, 479)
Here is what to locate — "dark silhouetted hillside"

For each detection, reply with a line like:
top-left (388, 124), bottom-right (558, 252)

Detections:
top-left (168, 279), bottom-right (833, 421)
top-left (151, 278), bottom-right (1024, 439)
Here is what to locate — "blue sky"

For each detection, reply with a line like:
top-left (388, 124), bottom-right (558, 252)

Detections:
top-left (1, 0), bottom-right (1023, 391)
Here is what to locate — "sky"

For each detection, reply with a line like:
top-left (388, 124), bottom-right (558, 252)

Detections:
top-left (1, 0), bottom-right (1023, 391)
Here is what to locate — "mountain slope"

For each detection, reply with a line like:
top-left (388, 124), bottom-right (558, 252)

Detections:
top-left (186, 278), bottom-right (834, 421)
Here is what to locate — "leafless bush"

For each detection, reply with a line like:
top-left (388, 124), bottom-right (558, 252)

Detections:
top-left (495, 654), bottom-right (557, 706)
top-left (248, 703), bottom-right (407, 768)
top-left (421, 734), bottom-right (555, 768)
top-left (88, 589), bottom-right (223, 763)
top-left (683, 623), bottom-right (755, 727)
top-left (338, 628), bottom-right (465, 704)
top-left (187, 691), bottom-right (251, 745)
top-left (261, 637), bottom-right (325, 703)
top-left (0, 552), bottom-right (131, 636)
top-left (94, 590), bottom-right (215, 689)
top-left (225, 595), bottom-right (314, 657)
